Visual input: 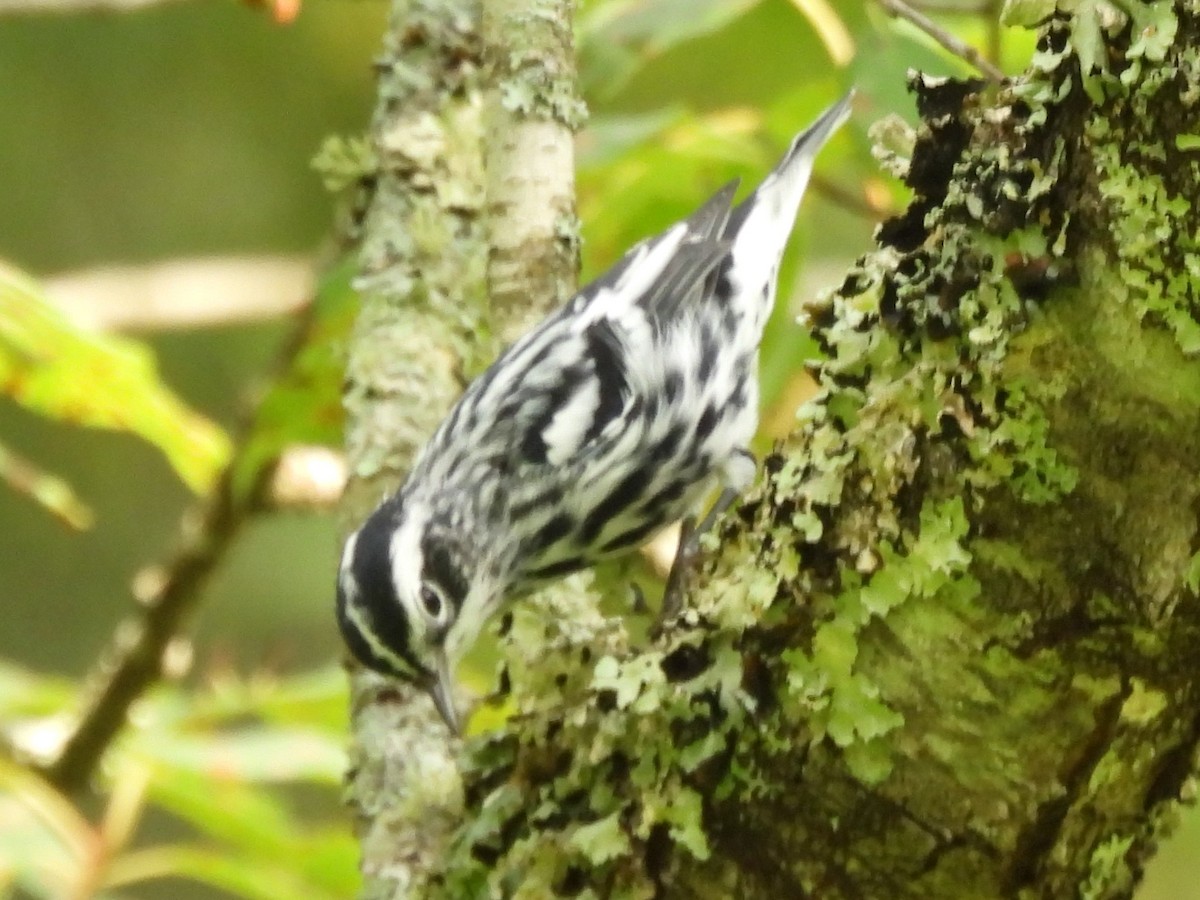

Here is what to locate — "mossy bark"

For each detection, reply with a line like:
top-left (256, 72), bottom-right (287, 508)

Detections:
top-left (340, 1), bottom-right (485, 895)
top-left (343, 0), bottom-right (1200, 897)
top-left (481, 0), bottom-right (582, 340)
top-left (339, 0), bottom-right (582, 896)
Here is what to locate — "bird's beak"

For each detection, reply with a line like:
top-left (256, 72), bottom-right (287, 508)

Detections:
top-left (427, 648), bottom-right (460, 735)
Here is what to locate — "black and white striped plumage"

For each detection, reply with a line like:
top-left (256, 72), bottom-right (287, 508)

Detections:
top-left (337, 94), bottom-right (852, 731)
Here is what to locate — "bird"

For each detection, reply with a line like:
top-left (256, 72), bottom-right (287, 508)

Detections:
top-left (336, 92), bottom-right (854, 733)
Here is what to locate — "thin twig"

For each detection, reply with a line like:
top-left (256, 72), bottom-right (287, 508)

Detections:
top-left (908, 0), bottom-right (991, 11)
top-left (48, 256), bottom-right (312, 333)
top-left (877, 0), bottom-right (1006, 83)
top-left (0, 0), bottom-right (183, 12)
top-left (0, 440), bottom-right (93, 531)
top-left (41, 298), bottom-right (328, 793)
top-left (983, 0), bottom-right (1004, 71)
top-left (44, 466), bottom-right (247, 792)
top-left (0, 0), bottom-right (186, 14)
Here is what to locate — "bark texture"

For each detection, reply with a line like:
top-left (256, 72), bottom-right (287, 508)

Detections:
top-left (340, 0), bottom-right (583, 896)
top-left (343, 0), bottom-right (1200, 897)
top-left (340, 1), bottom-right (485, 894)
top-left (481, 0), bottom-right (583, 341)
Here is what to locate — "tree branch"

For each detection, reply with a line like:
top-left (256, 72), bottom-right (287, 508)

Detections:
top-left (339, 0), bottom-right (588, 894)
top-left (877, 0), bottom-right (1006, 82)
top-left (46, 255), bottom-right (312, 333)
top-left (44, 462), bottom-right (245, 792)
top-left (41, 284), bottom-right (339, 792)
top-left (415, 8), bottom-right (1200, 899)
top-left (338, 0), bottom-right (487, 891)
top-left (481, 0), bottom-right (583, 339)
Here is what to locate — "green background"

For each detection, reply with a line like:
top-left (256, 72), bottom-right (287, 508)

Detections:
top-left (1, 0), bottom-right (1194, 896)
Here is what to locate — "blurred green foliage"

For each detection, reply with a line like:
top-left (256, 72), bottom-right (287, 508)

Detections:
top-left (0, 263), bottom-right (231, 499)
top-left (0, 661), bottom-right (353, 898)
top-left (229, 257), bottom-right (358, 504)
top-left (0, 0), bottom-right (1193, 897)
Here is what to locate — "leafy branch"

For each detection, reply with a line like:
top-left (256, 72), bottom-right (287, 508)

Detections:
top-left (37, 261), bottom-right (356, 792)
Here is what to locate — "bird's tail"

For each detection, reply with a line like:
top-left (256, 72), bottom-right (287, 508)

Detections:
top-left (724, 90), bottom-right (854, 333)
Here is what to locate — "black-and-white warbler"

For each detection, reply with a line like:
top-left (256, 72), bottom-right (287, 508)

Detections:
top-left (337, 93), bottom-right (853, 732)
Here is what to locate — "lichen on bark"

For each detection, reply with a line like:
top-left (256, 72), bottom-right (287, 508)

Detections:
top-left (342, 0), bottom-right (1200, 897)
top-left (481, 0), bottom-right (584, 343)
top-left (423, 4), bottom-right (1200, 899)
top-left (340, 0), bottom-right (590, 896)
top-left (340, 1), bottom-right (485, 896)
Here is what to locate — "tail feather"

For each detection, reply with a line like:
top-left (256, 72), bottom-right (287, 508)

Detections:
top-left (726, 92), bottom-right (852, 241)
top-left (720, 90), bottom-right (853, 333)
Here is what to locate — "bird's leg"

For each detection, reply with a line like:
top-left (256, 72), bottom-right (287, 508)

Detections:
top-left (655, 449), bottom-right (755, 633)
top-left (658, 514), bottom-right (697, 629)
top-left (693, 485), bottom-right (741, 541)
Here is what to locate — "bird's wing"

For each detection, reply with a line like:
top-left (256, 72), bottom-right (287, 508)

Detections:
top-left (502, 182), bottom-right (742, 468)
top-left (571, 180), bottom-right (739, 327)
top-left (422, 179), bottom-right (735, 478)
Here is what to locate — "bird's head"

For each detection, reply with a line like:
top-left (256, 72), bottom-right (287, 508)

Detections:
top-left (335, 494), bottom-right (495, 734)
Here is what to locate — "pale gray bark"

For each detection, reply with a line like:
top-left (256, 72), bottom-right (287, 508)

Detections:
top-left (340, 1), bottom-right (583, 895)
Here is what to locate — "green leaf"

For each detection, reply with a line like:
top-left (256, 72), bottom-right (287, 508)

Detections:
top-left (136, 767), bottom-right (357, 892)
top-left (0, 262), bottom-right (230, 494)
top-left (577, 108), bottom-right (686, 168)
top-left (0, 800), bottom-right (77, 900)
top-left (579, 0), bottom-right (760, 95)
top-left (0, 660), bottom-right (78, 719)
top-left (123, 758), bottom-right (355, 897)
top-left (570, 812), bottom-right (630, 865)
top-left (230, 258), bottom-right (356, 503)
top-left (104, 844), bottom-right (346, 900)
top-left (1000, 0), bottom-right (1056, 27)
top-left (577, 109), bottom-right (765, 281)
top-left (142, 768), bottom-right (305, 856)
top-left (0, 757), bottom-right (91, 861)
top-left (581, 0), bottom-right (758, 52)
top-left (242, 667), bottom-right (352, 733)
top-left (142, 665), bottom-right (349, 734)
top-left (128, 725), bottom-right (346, 784)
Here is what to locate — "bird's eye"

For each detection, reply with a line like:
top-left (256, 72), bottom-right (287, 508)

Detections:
top-left (420, 585), bottom-right (445, 620)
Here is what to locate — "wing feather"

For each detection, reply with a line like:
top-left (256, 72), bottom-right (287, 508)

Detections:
top-left (636, 180), bottom-right (738, 323)
top-left (506, 181), bottom-right (743, 469)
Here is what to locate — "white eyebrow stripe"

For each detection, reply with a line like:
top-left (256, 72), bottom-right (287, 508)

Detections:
top-left (388, 499), bottom-right (429, 642)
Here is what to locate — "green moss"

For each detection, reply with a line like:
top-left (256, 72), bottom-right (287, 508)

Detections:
top-left (1089, 112), bottom-right (1200, 357)
top-left (433, 4), bottom-right (1200, 894)
top-left (1080, 833), bottom-right (1136, 900)
top-left (779, 498), bottom-right (974, 784)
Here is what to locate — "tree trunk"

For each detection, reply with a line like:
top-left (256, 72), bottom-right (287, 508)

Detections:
top-left (340, 1), bottom-right (485, 893)
top-left (341, 1), bottom-right (1200, 897)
